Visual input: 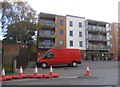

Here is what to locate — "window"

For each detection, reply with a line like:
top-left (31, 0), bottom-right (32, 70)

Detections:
top-left (69, 21), bottom-right (73, 27)
top-left (107, 37), bottom-right (110, 40)
top-left (110, 44), bottom-right (112, 48)
top-left (60, 20), bottom-right (64, 25)
top-left (44, 52), bottom-right (54, 58)
top-left (79, 41), bottom-right (83, 47)
top-left (79, 32), bottom-right (82, 37)
top-left (79, 22), bottom-right (82, 27)
top-left (60, 40), bottom-right (64, 46)
top-left (60, 30), bottom-right (64, 35)
top-left (110, 35), bottom-right (112, 39)
top-left (44, 40), bottom-right (50, 46)
top-left (70, 40), bottom-right (73, 46)
top-left (70, 31), bottom-right (73, 36)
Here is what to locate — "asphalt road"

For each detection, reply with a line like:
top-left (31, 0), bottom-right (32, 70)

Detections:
top-left (2, 60), bottom-right (119, 86)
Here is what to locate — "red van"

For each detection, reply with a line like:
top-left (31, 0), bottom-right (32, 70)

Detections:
top-left (36, 48), bottom-right (81, 68)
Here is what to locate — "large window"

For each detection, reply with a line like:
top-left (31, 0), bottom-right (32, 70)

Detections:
top-left (60, 20), bottom-right (64, 25)
top-left (69, 21), bottom-right (73, 27)
top-left (70, 40), bottom-right (73, 46)
top-left (70, 31), bottom-right (73, 36)
top-left (60, 30), bottom-right (64, 35)
top-left (79, 41), bottom-right (83, 47)
top-left (79, 32), bottom-right (82, 37)
top-left (79, 22), bottom-right (82, 27)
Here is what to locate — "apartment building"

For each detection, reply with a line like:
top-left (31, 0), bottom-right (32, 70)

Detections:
top-left (38, 13), bottom-right (86, 58)
top-left (37, 13), bottom-right (56, 55)
top-left (66, 15), bottom-right (86, 58)
top-left (109, 23), bottom-right (118, 59)
top-left (37, 12), bottom-right (118, 60)
top-left (85, 19), bottom-right (111, 60)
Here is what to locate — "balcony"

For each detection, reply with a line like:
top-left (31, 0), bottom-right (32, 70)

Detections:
top-left (86, 25), bottom-right (99, 32)
top-left (87, 35), bottom-right (107, 41)
top-left (39, 31), bottom-right (56, 38)
top-left (38, 42), bottom-right (55, 49)
top-left (87, 45), bottom-right (110, 50)
top-left (40, 19), bottom-right (55, 28)
top-left (86, 25), bottom-right (109, 33)
top-left (99, 27), bottom-right (108, 33)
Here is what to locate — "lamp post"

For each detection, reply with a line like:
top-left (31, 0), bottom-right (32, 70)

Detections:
top-left (36, 27), bottom-right (39, 59)
top-left (36, 16), bottom-right (42, 59)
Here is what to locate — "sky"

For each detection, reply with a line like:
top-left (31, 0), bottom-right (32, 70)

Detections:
top-left (27, 0), bottom-right (119, 23)
top-left (0, 0), bottom-right (119, 40)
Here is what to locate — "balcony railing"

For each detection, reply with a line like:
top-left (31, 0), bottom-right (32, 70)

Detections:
top-left (87, 25), bottom-right (108, 33)
top-left (40, 19), bottom-right (55, 27)
top-left (99, 27), bottom-right (107, 32)
top-left (39, 31), bottom-right (56, 38)
top-left (87, 25), bottom-right (99, 31)
top-left (87, 45), bottom-right (110, 50)
top-left (87, 35), bottom-right (107, 41)
top-left (38, 42), bottom-right (55, 48)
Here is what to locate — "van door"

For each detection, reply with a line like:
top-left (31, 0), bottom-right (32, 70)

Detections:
top-left (44, 52), bottom-right (56, 65)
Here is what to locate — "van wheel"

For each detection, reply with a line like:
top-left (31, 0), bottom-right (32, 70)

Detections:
top-left (72, 61), bottom-right (77, 67)
top-left (41, 62), bottom-right (47, 69)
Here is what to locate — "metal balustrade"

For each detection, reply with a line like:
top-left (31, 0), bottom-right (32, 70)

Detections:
top-left (40, 19), bottom-right (55, 27)
top-left (87, 25), bottom-right (108, 32)
top-left (39, 31), bottom-right (56, 38)
top-left (87, 45), bottom-right (110, 50)
top-left (87, 35), bottom-right (107, 41)
top-left (38, 42), bottom-right (55, 48)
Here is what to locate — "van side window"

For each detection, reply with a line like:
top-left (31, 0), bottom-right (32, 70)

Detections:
top-left (44, 52), bottom-right (54, 59)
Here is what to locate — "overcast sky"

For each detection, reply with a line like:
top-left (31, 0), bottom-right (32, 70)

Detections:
top-left (0, 0), bottom-right (119, 40)
top-left (27, 0), bottom-right (119, 23)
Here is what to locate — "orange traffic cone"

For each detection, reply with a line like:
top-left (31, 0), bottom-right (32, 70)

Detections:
top-left (28, 66), bottom-right (43, 78)
top-left (1, 67), bottom-right (5, 78)
top-left (1, 67), bottom-right (12, 81)
top-left (85, 65), bottom-right (90, 76)
top-left (19, 66), bottom-right (23, 75)
top-left (49, 66), bottom-right (53, 75)
top-left (34, 66), bottom-right (38, 74)
top-left (43, 66), bottom-right (53, 78)
top-left (43, 65), bottom-right (59, 78)
top-left (12, 66), bottom-right (28, 79)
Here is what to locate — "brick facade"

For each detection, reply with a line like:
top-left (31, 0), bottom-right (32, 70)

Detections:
top-left (2, 43), bottom-right (27, 64)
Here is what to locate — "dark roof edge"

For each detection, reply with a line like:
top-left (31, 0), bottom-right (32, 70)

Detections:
top-left (39, 12), bottom-right (57, 16)
top-left (66, 15), bottom-right (85, 19)
top-left (86, 19), bottom-right (110, 23)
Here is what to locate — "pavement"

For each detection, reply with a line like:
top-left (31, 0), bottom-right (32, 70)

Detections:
top-left (1, 60), bottom-right (120, 86)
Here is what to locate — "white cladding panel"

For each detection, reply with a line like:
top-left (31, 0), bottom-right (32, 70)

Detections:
top-left (66, 16), bottom-right (86, 50)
